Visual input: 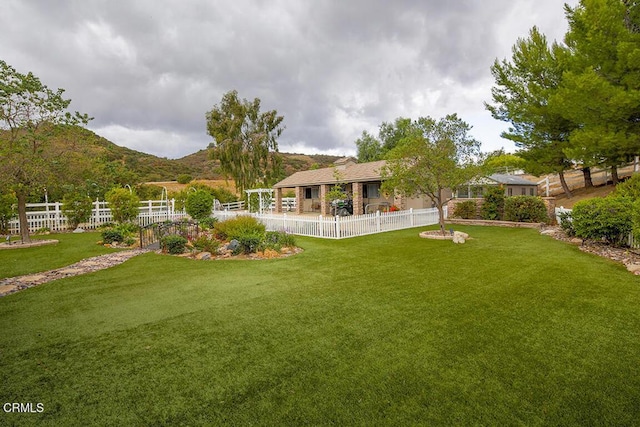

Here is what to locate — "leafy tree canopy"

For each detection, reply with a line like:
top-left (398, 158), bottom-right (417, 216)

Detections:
top-left (382, 114), bottom-right (482, 233)
top-left (206, 90), bottom-right (284, 195)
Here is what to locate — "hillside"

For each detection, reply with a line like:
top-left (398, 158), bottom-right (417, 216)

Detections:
top-left (2, 125), bottom-right (343, 184)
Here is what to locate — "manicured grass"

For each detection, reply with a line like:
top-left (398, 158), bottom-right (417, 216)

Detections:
top-left (0, 232), bottom-right (120, 279)
top-left (1, 226), bottom-right (639, 425)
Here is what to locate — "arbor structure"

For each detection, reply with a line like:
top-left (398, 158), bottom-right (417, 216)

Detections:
top-left (0, 60), bottom-right (91, 242)
top-left (206, 90), bottom-right (284, 196)
top-left (381, 114), bottom-right (482, 234)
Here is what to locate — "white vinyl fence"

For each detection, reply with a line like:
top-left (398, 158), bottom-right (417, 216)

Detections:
top-left (213, 207), bottom-right (444, 239)
top-left (7, 200), bottom-right (189, 234)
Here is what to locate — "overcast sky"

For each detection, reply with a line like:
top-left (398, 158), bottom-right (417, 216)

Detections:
top-left (2, 0), bottom-right (578, 159)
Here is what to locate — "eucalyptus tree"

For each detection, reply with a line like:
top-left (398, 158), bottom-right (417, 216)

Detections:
top-left (206, 90), bottom-right (284, 195)
top-left (0, 60), bottom-right (91, 242)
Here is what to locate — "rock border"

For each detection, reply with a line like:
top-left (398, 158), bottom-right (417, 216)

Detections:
top-left (0, 239), bottom-right (59, 250)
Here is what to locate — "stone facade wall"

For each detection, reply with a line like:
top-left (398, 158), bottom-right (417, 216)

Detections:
top-left (352, 182), bottom-right (363, 215)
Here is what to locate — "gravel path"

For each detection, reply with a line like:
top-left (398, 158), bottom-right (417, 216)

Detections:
top-left (0, 249), bottom-right (150, 297)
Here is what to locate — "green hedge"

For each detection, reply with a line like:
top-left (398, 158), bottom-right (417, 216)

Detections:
top-left (572, 197), bottom-right (632, 246)
top-left (452, 201), bottom-right (477, 219)
top-left (503, 196), bottom-right (548, 223)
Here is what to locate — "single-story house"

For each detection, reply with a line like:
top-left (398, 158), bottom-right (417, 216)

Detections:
top-left (272, 157), bottom-right (439, 215)
top-left (455, 174), bottom-right (539, 198)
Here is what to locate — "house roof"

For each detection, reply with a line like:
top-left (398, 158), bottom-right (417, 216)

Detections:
top-left (488, 174), bottom-right (538, 186)
top-left (273, 160), bottom-right (387, 188)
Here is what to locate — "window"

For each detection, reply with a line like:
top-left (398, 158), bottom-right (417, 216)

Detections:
top-left (521, 188), bottom-right (527, 195)
top-left (508, 188), bottom-right (513, 196)
top-left (305, 187), bottom-right (319, 199)
top-left (529, 188), bottom-right (535, 196)
top-left (363, 183), bottom-right (380, 199)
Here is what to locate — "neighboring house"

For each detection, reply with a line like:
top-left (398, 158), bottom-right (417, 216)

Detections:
top-left (455, 174), bottom-right (539, 198)
top-left (272, 157), bottom-right (439, 215)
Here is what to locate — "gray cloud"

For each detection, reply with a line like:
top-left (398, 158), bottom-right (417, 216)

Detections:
top-left (1, 0), bottom-right (577, 158)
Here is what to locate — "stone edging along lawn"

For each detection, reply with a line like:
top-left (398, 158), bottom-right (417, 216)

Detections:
top-left (445, 218), bottom-right (544, 228)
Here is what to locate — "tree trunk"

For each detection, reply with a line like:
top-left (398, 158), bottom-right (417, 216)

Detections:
top-left (582, 167), bottom-right (593, 188)
top-left (16, 191), bottom-right (31, 243)
top-left (437, 189), bottom-right (446, 235)
top-left (559, 170), bottom-right (573, 198)
top-left (611, 165), bottom-right (619, 185)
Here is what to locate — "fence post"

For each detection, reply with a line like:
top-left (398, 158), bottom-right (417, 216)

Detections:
top-left (335, 215), bottom-right (341, 239)
top-left (376, 210), bottom-right (381, 233)
top-left (410, 208), bottom-right (414, 227)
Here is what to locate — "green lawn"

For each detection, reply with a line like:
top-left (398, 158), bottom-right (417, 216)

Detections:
top-left (0, 232), bottom-right (121, 279)
top-left (1, 226), bottom-right (639, 425)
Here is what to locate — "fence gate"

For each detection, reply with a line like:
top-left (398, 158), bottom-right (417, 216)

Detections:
top-left (139, 220), bottom-right (201, 249)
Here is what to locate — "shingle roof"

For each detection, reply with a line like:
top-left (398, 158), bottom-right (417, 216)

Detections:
top-left (273, 160), bottom-right (387, 188)
top-left (489, 174), bottom-right (538, 186)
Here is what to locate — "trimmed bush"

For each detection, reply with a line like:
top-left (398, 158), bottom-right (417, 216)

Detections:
top-left (62, 193), bottom-right (94, 229)
top-left (481, 186), bottom-right (505, 220)
top-left (161, 234), bottom-right (188, 254)
top-left (572, 197), bottom-right (633, 246)
top-left (185, 190), bottom-right (214, 221)
top-left (213, 216), bottom-right (265, 241)
top-left (102, 229), bottom-right (124, 244)
top-left (452, 201), bottom-right (477, 219)
top-left (615, 173), bottom-right (640, 200)
top-left (503, 196), bottom-right (549, 223)
top-left (106, 188), bottom-right (140, 223)
top-left (236, 232), bottom-right (263, 254)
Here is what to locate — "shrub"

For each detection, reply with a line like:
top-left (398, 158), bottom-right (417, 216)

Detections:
top-left (452, 200), bottom-right (477, 219)
top-left (211, 187), bottom-right (238, 204)
top-left (480, 186), bottom-right (505, 220)
top-left (558, 211), bottom-right (575, 237)
top-left (62, 192), bottom-right (93, 229)
top-left (503, 196), bottom-right (549, 223)
top-left (106, 188), bottom-right (140, 223)
top-left (102, 229), bottom-right (124, 244)
top-left (264, 231), bottom-right (296, 251)
top-left (192, 235), bottom-right (220, 253)
top-left (614, 173), bottom-right (640, 200)
top-left (185, 190), bottom-right (214, 221)
top-left (0, 192), bottom-right (17, 234)
top-left (177, 174), bottom-right (193, 184)
top-left (236, 232), bottom-right (263, 254)
top-left (213, 216), bottom-right (265, 241)
top-left (198, 217), bottom-right (218, 230)
top-left (572, 197), bottom-right (633, 246)
top-left (161, 234), bottom-right (188, 254)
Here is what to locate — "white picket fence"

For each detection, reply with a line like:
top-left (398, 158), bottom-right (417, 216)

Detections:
top-left (7, 200), bottom-right (189, 234)
top-left (213, 207), bottom-right (445, 239)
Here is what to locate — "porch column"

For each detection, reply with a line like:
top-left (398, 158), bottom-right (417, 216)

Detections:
top-left (352, 182), bottom-right (363, 215)
top-left (274, 188), bottom-right (283, 213)
top-left (295, 187), bottom-right (304, 214)
top-left (320, 184), bottom-right (331, 216)
top-left (394, 191), bottom-right (405, 210)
